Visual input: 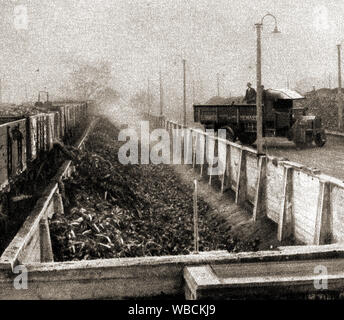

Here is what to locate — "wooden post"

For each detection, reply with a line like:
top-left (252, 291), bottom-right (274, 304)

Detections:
top-left (53, 191), bottom-right (64, 217)
top-left (199, 133), bottom-right (206, 177)
top-left (192, 132), bottom-right (198, 169)
top-left (278, 165), bottom-right (293, 242)
top-left (184, 129), bottom-right (193, 165)
top-left (314, 181), bottom-right (332, 245)
top-left (217, 139), bottom-right (226, 184)
top-left (235, 148), bottom-right (247, 205)
top-left (253, 155), bottom-right (267, 221)
top-left (40, 218), bottom-right (54, 262)
top-left (208, 136), bottom-right (215, 185)
top-left (221, 144), bottom-right (231, 194)
top-left (193, 179), bottom-right (199, 253)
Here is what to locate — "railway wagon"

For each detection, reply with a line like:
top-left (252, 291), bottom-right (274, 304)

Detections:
top-left (193, 88), bottom-right (326, 148)
top-left (0, 101), bottom-right (88, 192)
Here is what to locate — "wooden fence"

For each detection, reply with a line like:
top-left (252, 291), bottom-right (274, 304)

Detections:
top-left (157, 117), bottom-right (344, 246)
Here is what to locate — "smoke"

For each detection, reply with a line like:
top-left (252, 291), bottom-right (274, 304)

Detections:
top-left (97, 97), bottom-right (143, 131)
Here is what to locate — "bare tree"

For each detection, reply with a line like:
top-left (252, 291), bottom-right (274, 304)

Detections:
top-left (130, 90), bottom-right (154, 114)
top-left (61, 58), bottom-right (119, 103)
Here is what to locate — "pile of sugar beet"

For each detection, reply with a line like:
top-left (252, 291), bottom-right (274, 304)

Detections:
top-left (50, 118), bottom-right (259, 261)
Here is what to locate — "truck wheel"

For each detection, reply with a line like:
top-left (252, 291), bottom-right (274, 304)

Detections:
top-left (223, 126), bottom-right (236, 142)
top-left (238, 132), bottom-right (257, 145)
top-left (305, 133), bottom-right (313, 147)
top-left (286, 129), bottom-right (293, 141)
top-left (295, 141), bottom-right (306, 149)
top-left (315, 132), bottom-right (326, 147)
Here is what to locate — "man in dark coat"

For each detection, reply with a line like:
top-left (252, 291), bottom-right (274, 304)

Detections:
top-left (243, 82), bottom-right (256, 104)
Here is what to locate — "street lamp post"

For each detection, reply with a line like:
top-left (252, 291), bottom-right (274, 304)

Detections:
top-left (337, 44), bottom-right (343, 131)
top-left (255, 13), bottom-right (280, 155)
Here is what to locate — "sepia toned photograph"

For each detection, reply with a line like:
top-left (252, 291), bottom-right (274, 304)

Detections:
top-left (1, 0), bottom-right (344, 307)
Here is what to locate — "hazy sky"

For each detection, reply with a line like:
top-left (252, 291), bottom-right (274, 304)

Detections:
top-left (1, 0), bottom-right (344, 107)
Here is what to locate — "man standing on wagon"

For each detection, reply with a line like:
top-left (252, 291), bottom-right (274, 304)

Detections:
top-left (243, 82), bottom-right (256, 104)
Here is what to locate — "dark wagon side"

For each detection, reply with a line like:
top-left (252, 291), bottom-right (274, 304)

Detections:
top-left (193, 88), bottom-right (326, 147)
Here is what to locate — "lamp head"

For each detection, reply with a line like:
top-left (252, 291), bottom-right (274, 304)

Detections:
top-left (272, 25), bottom-right (281, 34)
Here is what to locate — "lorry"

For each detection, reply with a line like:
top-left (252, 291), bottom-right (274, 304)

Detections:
top-left (34, 91), bottom-right (53, 110)
top-left (193, 88), bottom-right (326, 148)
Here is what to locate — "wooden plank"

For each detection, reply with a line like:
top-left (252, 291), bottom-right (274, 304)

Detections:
top-left (230, 145), bottom-right (240, 188)
top-left (1, 249), bottom-right (344, 299)
top-left (330, 185), bottom-right (344, 242)
top-left (292, 171), bottom-right (320, 244)
top-left (184, 266), bottom-right (220, 300)
top-left (0, 182), bottom-right (58, 270)
top-left (185, 258), bottom-right (344, 300)
top-left (278, 166), bottom-right (293, 242)
top-left (265, 160), bottom-right (285, 223)
top-left (17, 230), bottom-right (41, 264)
top-left (253, 156), bottom-right (267, 221)
top-left (216, 139), bottom-right (226, 185)
top-left (245, 154), bottom-right (259, 202)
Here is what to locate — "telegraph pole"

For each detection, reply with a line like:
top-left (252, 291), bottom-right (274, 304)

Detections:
top-left (147, 78), bottom-right (151, 116)
top-left (337, 44), bottom-right (343, 131)
top-left (24, 82), bottom-right (28, 102)
top-left (159, 70), bottom-right (163, 116)
top-left (0, 78), bottom-right (2, 104)
top-left (183, 59), bottom-right (186, 126)
top-left (217, 73), bottom-right (220, 96)
top-left (192, 79), bottom-right (195, 104)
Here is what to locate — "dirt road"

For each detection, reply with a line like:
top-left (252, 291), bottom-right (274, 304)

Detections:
top-left (263, 134), bottom-right (344, 181)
